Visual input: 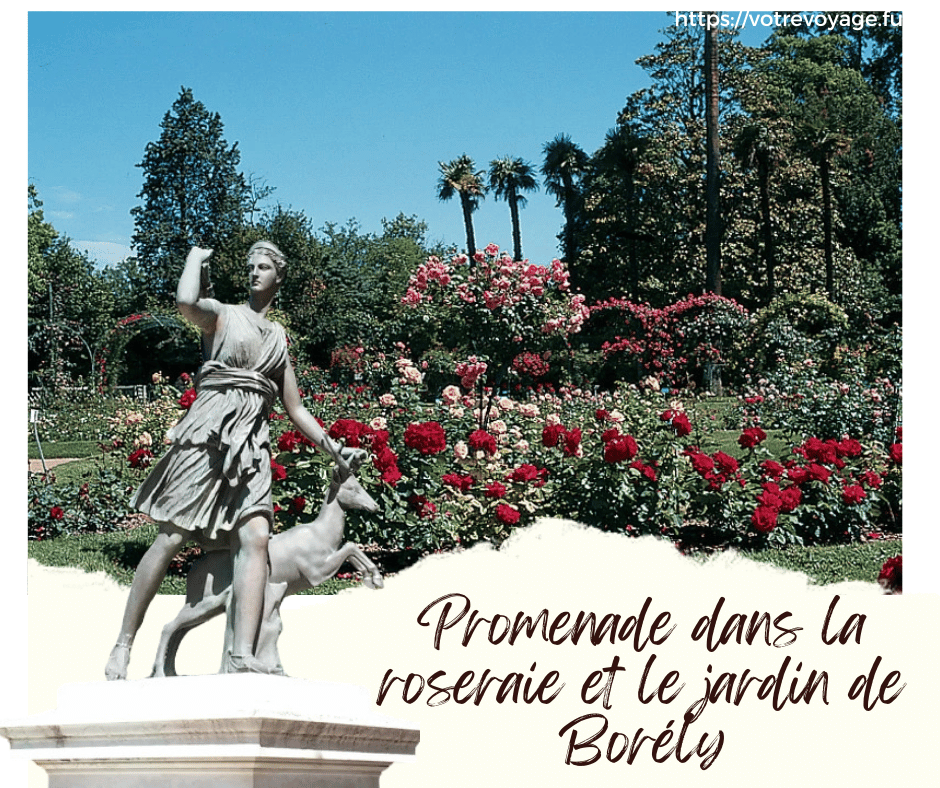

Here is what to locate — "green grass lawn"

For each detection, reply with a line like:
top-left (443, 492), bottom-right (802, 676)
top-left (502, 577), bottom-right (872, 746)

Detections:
top-left (29, 521), bottom-right (898, 594)
top-left (28, 439), bottom-right (100, 460)
top-left (733, 539), bottom-right (901, 586)
top-left (27, 522), bottom-right (361, 595)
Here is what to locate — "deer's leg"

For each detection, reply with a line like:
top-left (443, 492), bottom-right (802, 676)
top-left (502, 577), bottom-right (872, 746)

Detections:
top-left (153, 590), bottom-right (229, 677)
top-left (331, 543), bottom-right (384, 590)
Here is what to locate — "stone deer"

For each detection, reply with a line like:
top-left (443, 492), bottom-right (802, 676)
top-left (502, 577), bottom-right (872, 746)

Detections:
top-left (152, 450), bottom-right (382, 677)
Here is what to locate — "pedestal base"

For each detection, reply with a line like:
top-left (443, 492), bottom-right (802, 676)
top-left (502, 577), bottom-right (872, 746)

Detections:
top-left (0, 675), bottom-right (418, 787)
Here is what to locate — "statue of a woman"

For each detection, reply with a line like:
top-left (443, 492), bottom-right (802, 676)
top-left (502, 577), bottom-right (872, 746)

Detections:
top-left (105, 242), bottom-right (354, 679)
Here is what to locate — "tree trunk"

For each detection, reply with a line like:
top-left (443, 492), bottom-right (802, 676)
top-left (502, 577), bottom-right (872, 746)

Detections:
top-left (460, 193), bottom-right (477, 259)
top-left (758, 155), bottom-right (775, 298)
top-left (820, 154), bottom-right (834, 300)
top-left (704, 19), bottom-right (722, 295)
top-left (509, 193), bottom-right (523, 261)
top-left (561, 172), bottom-right (577, 263)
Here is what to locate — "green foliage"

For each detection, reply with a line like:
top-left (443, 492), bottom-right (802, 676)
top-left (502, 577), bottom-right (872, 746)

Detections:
top-left (748, 293), bottom-right (849, 373)
top-left (30, 387), bottom-right (128, 444)
top-left (130, 87), bottom-right (250, 305)
top-left (541, 133), bottom-right (589, 263)
top-left (28, 185), bottom-right (117, 388)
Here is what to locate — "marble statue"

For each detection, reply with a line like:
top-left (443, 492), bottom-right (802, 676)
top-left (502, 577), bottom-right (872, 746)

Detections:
top-left (105, 242), bottom-right (366, 679)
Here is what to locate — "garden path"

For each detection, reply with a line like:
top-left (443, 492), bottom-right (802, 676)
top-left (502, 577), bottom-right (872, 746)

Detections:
top-left (28, 458), bottom-right (77, 474)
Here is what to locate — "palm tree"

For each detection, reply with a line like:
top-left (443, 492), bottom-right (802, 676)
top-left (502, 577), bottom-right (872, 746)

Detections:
top-left (589, 126), bottom-right (649, 301)
top-left (437, 155), bottom-right (486, 259)
top-left (704, 16), bottom-right (721, 296)
top-left (488, 156), bottom-right (539, 262)
top-left (734, 123), bottom-right (780, 299)
top-left (541, 134), bottom-right (589, 263)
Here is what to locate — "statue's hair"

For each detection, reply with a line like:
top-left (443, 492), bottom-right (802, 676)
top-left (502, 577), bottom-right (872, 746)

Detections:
top-left (248, 240), bottom-right (288, 278)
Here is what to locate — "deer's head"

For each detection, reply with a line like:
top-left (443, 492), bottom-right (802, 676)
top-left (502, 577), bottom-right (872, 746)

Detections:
top-left (330, 449), bottom-right (380, 514)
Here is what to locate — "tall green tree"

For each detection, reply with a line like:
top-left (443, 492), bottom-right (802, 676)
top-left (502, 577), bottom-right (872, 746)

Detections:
top-left (541, 133), bottom-right (589, 263)
top-left (704, 16), bottom-right (722, 295)
top-left (576, 125), bottom-right (651, 302)
top-left (488, 156), bottom-right (539, 262)
top-left (733, 122), bottom-right (782, 299)
top-left (437, 155), bottom-right (486, 259)
top-left (130, 87), bottom-right (249, 304)
top-left (28, 185), bottom-right (116, 384)
top-left (758, 33), bottom-right (898, 303)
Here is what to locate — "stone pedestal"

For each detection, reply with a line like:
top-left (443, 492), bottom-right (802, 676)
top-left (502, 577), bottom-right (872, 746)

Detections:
top-left (0, 674), bottom-right (418, 787)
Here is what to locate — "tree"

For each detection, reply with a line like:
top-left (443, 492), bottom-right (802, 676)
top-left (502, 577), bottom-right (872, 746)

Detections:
top-left (733, 122), bottom-right (781, 298)
top-left (576, 125), bottom-right (651, 302)
top-left (28, 185), bottom-right (115, 385)
top-left (704, 16), bottom-right (721, 295)
top-left (437, 155), bottom-right (486, 259)
top-left (130, 87), bottom-right (249, 304)
top-left (488, 156), bottom-right (539, 262)
top-left (760, 34), bottom-right (897, 302)
top-left (541, 134), bottom-right (589, 263)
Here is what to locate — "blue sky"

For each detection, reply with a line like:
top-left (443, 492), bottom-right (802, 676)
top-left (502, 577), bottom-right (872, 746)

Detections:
top-left (28, 10), bottom-right (773, 268)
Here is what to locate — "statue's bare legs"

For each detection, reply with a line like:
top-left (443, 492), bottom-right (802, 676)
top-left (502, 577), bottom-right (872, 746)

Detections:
top-left (223, 515), bottom-right (271, 673)
top-left (105, 523), bottom-right (187, 680)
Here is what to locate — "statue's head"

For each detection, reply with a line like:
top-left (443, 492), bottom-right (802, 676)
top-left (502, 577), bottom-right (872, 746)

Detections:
top-left (247, 240), bottom-right (287, 283)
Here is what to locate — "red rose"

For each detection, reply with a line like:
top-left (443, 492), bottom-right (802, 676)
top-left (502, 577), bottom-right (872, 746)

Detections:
top-left (713, 451), bottom-right (739, 476)
top-left (751, 505), bottom-right (778, 533)
top-left (806, 463), bottom-right (831, 484)
top-left (787, 466), bottom-right (810, 485)
top-left (630, 460), bottom-right (658, 482)
top-left (757, 483), bottom-right (783, 511)
top-left (128, 448), bottom-right (154, 468)
top-left (672, 412), bottom-right (692, 437)
top-left (760, 460), bottom-right (786, 479)
top-left (878, 555), bottom-right (902, 594)
top-left (468, 429), bottom-right (497, 456)
top-left (542, 423), bottom-right (566, 448)
top-left (507, 464), bottom-right (548, 487)
top-left (563, 427), bottom-right (582, 457)
top-left (403, 421), bottom-right (447, 455)
top-left (738, 427), bottom-right (767, 449)
top-left (329, 418), bottom-right (374, 449)
top-left (277, 430), bottom-right (300, 453)
top-left (485, 481), bottom-right (507, 499)
top-left (495, 503), bottom-right (521, 526)
top-left (270, 458), bottom-right (287, 481)
top-left (837, 438), bottom-right (862, 458)
top-left (178, 388), bottom-right (197, 409)
top-left (380, 465), bottom-right (402, 486)
top-left (604, 434), bottom-right (638, 464)
top-left (858, 470), bottom-right (883, 489)
top-left (889, 443), bottom-right (902, 465)
top-left (779, 485), bottom-right (802, 513)
top-left (289, 496), bottom-right (307, 515)
top-left (442, 473), bottom-right (474, 493)
top-left (408, 494), bottom-right (437, 519)
top-left (842, 484), bottom-right (866, 505)
top-left (50, 506), bottom-right (65, 521)
top-left (689, 452), bottom-right (715, 476)
top-left (372, 445), bottom-right (401, 487)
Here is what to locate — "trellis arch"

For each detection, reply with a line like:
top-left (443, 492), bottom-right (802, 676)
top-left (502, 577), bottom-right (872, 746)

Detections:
top-left (96, 313), bottom-right (201, 390)
top-left (28, 318), bottom-right (97, 389)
